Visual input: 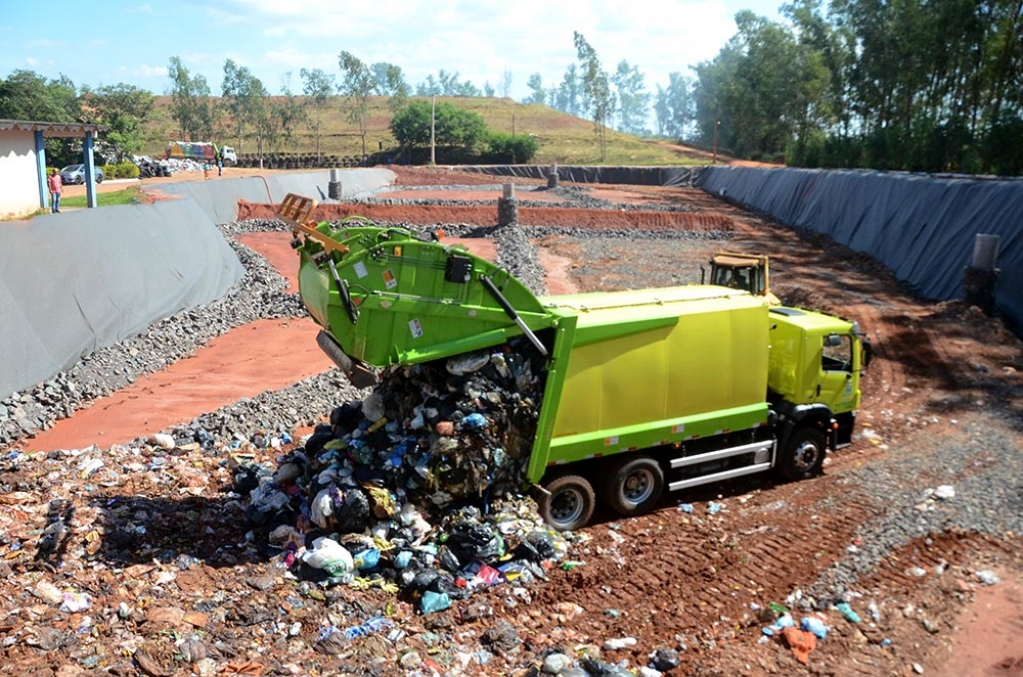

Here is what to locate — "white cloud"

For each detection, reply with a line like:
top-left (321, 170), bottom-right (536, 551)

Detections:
top-left (26, 56), bottom-right (37, 67)
top-left (29, 38), bottom-right (61, 48)
top-left (209, 0), bottom-right (741, 98)
top-left (133, 3), bottom-right (155, 13)
top-left (126, 64), bottom-right (168, 78)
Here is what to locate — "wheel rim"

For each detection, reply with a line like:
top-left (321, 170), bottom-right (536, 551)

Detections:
top-left (622, 468), bottom-right (655, 505)
top-left (792, 439), bottom-right (821, 472)
top-left (549, 487), bottom-right (584, 526)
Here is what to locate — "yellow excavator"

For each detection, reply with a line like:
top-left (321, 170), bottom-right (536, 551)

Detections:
top-left (704, 252), bottom-right (781, 305)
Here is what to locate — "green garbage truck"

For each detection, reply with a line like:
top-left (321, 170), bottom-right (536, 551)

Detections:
top-left (280, 195), bottom-right (871, 530)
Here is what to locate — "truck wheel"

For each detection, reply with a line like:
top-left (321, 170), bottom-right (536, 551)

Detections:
top-left (779, 426), bottom-right (826, 481)
top-left (604, 455), bottom-right (664, 517)
top-left (538, 475), bottom-right (595, 532)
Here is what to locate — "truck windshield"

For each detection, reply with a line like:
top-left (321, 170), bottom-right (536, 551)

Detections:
top-left (822, 334), bottom-right (853, 372)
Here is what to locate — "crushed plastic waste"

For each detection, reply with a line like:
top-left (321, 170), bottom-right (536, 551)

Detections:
top-left (649, 647), bottom-right (681, 671)
top-left (835, 601), bottom-right (861, 623)
top-left (801, 615), bottom-right (829, 639)
top-left (239, 337), bottom-right (572, 611)
top-left (604, 636), bottom-right (638, 650)
top-left (762, 613), bottom-right (795, 636)
top-left (59, 592), bottom-right (93, 613)
top-left (781, 626), bottom-right (817, 664)
top-left (976, 570), bottom-right (1000, 585)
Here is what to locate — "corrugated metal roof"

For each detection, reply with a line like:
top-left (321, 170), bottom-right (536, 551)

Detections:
top-left (0, 119), bottom-right (105, 136)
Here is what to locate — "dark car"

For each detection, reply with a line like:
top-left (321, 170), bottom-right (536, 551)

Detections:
top-left (59, 164), bottom-right (104, 184)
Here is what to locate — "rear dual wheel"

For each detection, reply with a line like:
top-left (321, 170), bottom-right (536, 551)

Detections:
top-left (602, 455), bottom-right (664, 517)
top-left (537, 475), bottom-right (595, 532)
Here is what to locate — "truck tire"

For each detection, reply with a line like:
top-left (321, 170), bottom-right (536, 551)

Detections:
top-left (603, 455), bottom-right (664, 517)
top-left (538, 475), bottom-right (595, 532)
top-left (779, 426), bottom-right (826, 481)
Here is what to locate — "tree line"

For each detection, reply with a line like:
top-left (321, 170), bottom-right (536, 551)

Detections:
top-left (3, 5), bottom-right (1020, 174)
top-left (690, 0), bottom-right (1023, 174)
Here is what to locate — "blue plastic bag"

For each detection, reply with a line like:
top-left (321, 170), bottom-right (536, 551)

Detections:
top-left (420, 590), bottom-right (452, 614)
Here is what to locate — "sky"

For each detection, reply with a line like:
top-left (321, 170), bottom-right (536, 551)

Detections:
top-left (0, 0), bottom-right (785, 102)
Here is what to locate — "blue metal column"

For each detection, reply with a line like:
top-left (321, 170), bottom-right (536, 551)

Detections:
top-left (35, 130), bottom-right (49, 210)
top-left (83, 131), bottom-right (97, 208)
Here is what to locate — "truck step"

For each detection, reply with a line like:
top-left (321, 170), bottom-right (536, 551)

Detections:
top-left (667, 462), bottom-right (773, 492)
top-left (670, 440), bottom-right (774, 469)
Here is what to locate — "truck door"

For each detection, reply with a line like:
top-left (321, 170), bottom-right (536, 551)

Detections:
top-left (814, 333), bottom-right (854, 410)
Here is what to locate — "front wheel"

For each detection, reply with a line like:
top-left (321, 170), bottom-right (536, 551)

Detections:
top-left (537, 474), bottom-right (595, 532)
top-left (603, 455), bottom-right (664, 517)
top-left (778, 426), bottom-right (826, 481)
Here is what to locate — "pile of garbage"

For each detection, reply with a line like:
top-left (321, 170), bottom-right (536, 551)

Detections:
top-left (238, 336), bottom-right (571, 613)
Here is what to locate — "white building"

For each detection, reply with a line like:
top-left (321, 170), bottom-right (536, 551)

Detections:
top-left (0, 120), bottom-right (103, 219)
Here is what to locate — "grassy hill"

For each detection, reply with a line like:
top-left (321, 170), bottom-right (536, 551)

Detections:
top-left (142, 96), bottom-right (712, 166)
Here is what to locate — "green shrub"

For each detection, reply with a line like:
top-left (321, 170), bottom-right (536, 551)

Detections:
top-left (484, 132), bottom-right (539, 164)
top-left (101, 163), bottom-right (116, 179)
top-left (117, 162), bottom-right (140, 179)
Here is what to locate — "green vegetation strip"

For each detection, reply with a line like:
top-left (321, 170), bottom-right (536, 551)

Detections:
top-left (61, 187), bottom-right (146, 208)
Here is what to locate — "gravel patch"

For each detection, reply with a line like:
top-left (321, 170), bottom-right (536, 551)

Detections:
top-left (805, 412), bottom-right (1023, 602)
top-left (0, 219), bottom-right (304, 447)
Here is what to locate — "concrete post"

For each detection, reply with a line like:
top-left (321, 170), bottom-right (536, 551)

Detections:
top-left (35, 130), bottom-right (48, 210)
top-left (497, 183), bottom-right (518, 227)
top-left (963, 233), bottom-right (1000, 315)
top-left (83, 132), bottom-right (97, 208)
top-left (547, 162), bottom-right (559, 188)
top-left (328, 168), bottom-right (341, 200)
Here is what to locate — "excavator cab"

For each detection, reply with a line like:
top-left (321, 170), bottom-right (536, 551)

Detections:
top-left (705, 252), bottom-right (780, 304)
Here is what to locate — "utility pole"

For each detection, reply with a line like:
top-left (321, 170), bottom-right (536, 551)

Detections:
top-left (712, 118), bottom-right (720, 164)
top-left (430, 95), bottom-right (436, 166)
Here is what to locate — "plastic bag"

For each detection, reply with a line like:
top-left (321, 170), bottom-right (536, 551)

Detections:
top-left (302, 538), bottom-right (354, 581)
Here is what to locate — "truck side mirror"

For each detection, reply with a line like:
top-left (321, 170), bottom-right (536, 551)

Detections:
top-left (862, 338), bottom-right (872, 369)
top-left (825, 333), bottom-right (842, 347)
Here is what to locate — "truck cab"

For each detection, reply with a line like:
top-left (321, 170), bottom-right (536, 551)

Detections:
top-left (707, 252), bottom-right (780, 304)
top-left (221, 147), bottom-right (237, 166)
top-left (767, 306), bottom-right (870, 450)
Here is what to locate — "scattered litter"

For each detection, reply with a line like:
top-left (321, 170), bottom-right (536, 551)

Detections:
top-left (801, 615), bottom-right (829, 639)
top-left (976, 570), bottom-right (1000, 586)
top-left (59, 592), bottom-right (93, 613)
top-left (835, 602), bottom-right (861, 623)
top-left (604, 636), bottom-right (637, 650)
top-left (762, 613), bottom-right (795, 636)
top-left (781, 626), bottom-right (817, 664)
top-left (934, 485), bottom-right (956, 500)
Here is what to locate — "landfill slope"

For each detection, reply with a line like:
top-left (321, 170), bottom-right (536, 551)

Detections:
top-left (1, 165), bottom-right (1022, 676)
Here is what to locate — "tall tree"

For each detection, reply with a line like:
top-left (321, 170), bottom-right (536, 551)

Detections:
top-left (654, 72), bottom-right (694, 138)
top-left (271, 73), bottom-right (305, 154)
top-left (612, 60), bottom-right (650, 133)
top-left (0, 70), bottom-right (80, 122)
top-left (0, 70), bottom-right (83, 165)
top-left (222, 59), bottom-right (264, 154)
top-left (338, 51), bottom-right (377, 158)
top-left (300, 67), bottom-right (335, 161)
top-left (554, 65), bottom-right (582, 116)
top-left (525, 73), bottom-right (547, 104)
top-left (167, 56), bottom-right (216, 141)
top-left (84, 83), bottom-right (155, 161)
top-left (574, 32), bottom-right (616, 161)
top-left (499, 70), bottom-right (513, 98)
